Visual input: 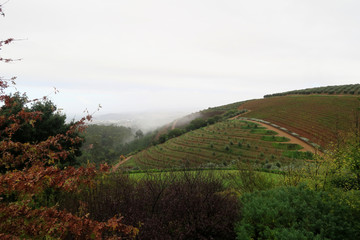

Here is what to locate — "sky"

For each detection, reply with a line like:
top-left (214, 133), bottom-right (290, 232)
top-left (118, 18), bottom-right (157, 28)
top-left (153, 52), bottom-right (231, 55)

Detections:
top-left (1, 0), bottom-right (360, 118)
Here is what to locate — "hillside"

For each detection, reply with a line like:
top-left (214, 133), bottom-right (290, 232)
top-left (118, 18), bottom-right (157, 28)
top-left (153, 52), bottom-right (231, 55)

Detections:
top-left (240, 95), bottom-right (360, 147)
top-left (117, 84), bottom-right (360, 171)
top-left (123, 119), bottom-right (312, 170)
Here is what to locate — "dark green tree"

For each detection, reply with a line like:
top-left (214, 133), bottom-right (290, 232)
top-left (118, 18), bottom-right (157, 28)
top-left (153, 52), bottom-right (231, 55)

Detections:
top-left (168, 128), bottom-right (184, 138)
top-left (135, 129), bottom-right (144, 139)
top-left (0, 92), bottom-right (83, 169)
top-left (186, 118), bottom-right (207, 131)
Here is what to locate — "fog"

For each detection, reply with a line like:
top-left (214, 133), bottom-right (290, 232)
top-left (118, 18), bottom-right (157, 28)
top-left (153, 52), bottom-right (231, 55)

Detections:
top-left (91, 110), bottom-right (194, 133)
top-left (2, 0), bottom-right (360, 117)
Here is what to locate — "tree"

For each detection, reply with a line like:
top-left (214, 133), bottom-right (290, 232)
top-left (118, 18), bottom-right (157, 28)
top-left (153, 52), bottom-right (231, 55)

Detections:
top-left (0, 4), bottom-right (137, 238)
top-left (0, 93), bottom-right (83, 171)
top-left (186, 118), bottom-right (207, 131)
top-left (77, 124), bottom-right (134, 166)
top-left (135, 129), bottom-right (144, 139)
top-left (168, 128), bottom-right (184, 138)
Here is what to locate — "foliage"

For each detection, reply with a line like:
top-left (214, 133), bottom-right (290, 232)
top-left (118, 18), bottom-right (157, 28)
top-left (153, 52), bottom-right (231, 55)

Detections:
top-left (121, 131), bottom-right (156, 154)
top-left (59, 171), bottom-right (240, 240)
top-left (185, 118), bottom-right (207, 131)
top-left (0, 93), bottom-right (82, 171)
top-left (296, 111), bottom-right (360, 191)
top-left (264, 84), bottom-right (360, 98)
top-left (0, 200), bottom-right (137, 239)
top-left (282, 150), bottom-right (313, 160)
top-left (226, 162), bottom-right (275, 193)
top-left (323, 131), bottom-right (360, 190)
top-left (78, 124), bottom-right (157, 166)
top-left (0, 6), bottom-right (137, 238)
top-left (77, 124), bottom-right (133, 166)
top-left (167, 128), bottom-right (185, 138)
top-left (261, 135), bottom-right (289, 142)
top-left (0, 95), bottom-right (137, 238)
top-left (0, 84), bottom-right (137, 238)
top-left (135, 129), bottom-right (144, 138)
top-left (235, 186), bottom-right (360, 240)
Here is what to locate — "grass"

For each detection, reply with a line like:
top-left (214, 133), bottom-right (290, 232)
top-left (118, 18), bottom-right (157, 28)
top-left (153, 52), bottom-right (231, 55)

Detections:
top-left (272, 143), bottom-right (303, 150)
top-left (251, 129), bottom-right (278, 135)
top-left (262, 136), bottom-right (290, 142)
top-left (115, 168), bottom-right (284, 189)
top-left (282, 150), bottom-right (314, 160)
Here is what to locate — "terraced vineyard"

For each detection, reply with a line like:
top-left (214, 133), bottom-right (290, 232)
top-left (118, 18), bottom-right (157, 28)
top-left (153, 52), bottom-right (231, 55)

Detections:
top-left (124, 120), bottom-right (312, 170)
top-left (240, 95), bottom-right (360, 147)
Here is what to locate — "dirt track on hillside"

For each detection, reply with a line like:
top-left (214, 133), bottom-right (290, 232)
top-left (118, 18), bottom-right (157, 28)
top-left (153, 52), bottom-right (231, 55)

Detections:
top-left (171, 120), bottom-right (178, 130)
top-left (244, 119), bottom-right (317, 154)
top-left (112, 156), bottom-right (132, 172)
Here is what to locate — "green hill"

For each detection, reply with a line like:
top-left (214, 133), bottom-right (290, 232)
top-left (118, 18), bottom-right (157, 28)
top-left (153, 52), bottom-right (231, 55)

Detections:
top-left (124, 119), bottom-right (311, 170)
top-left (121, 85), bottom-right (360, 171)
top-left (240, 95), bottom-right (360, 147)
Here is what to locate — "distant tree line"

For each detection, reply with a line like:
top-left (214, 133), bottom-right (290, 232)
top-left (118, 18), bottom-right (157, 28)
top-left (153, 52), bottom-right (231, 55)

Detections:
top-left (264, 84), bottom-right (360, 98)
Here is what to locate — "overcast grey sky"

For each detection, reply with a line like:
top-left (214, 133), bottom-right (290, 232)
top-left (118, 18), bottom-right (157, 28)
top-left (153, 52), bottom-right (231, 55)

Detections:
top-left (1, 0), bottom-right (360, 117)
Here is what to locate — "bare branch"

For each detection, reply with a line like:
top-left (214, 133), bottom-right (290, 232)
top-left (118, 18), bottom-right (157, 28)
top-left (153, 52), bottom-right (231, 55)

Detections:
top-left (0, 57), bottom-right (22, 63)
top-left (0, 1), bottom-right (11, 17)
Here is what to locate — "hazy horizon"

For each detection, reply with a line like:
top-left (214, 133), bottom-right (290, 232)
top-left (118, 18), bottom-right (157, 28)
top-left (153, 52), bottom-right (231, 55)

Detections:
top-left (2, 0), bottom-right (360, 117)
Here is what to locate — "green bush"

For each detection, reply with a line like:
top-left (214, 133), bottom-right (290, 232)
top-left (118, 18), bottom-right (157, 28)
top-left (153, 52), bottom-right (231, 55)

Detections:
top-left (235, 186), bottom-right (360, 240)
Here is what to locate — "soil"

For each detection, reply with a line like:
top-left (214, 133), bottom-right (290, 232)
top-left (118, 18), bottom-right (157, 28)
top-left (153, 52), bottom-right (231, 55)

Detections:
top-left (244, 119), bottom-right (317, 154)
top-left (171, 120), bottom-right (178, 130)
top-left (111, 156), bottom-right (132, 172)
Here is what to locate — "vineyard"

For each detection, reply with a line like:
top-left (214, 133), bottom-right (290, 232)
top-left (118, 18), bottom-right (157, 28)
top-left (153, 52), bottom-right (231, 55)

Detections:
top-left (240, 95), bottom-right (360, 147)
top-left (264, 84), bottom-right (360, 98)
top-left (124, 120), bottom-right (311, 170)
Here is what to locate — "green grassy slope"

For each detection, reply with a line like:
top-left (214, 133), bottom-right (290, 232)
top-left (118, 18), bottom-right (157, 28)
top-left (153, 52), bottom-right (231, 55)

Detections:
top-left (123, 120), bottom-right (310, 170)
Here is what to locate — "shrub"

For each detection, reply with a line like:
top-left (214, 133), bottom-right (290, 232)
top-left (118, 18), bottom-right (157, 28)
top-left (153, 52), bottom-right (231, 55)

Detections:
top-left (60, 171), bottom-right (240, 240)
top-left (235, 186), bottom-right (360, 240)
top-left (261, 163), bottom-right (272, 170)
top-left (227, 162), bottom-right (275, 194)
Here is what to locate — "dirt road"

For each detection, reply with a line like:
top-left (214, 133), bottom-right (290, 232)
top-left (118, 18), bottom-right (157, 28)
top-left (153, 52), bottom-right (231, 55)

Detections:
top-left (111, 156), bottom-right (132, 172)
top-left (244, 119), bottom-right (317, 154)
top-left (171, 120), bottom-right (178, 130)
